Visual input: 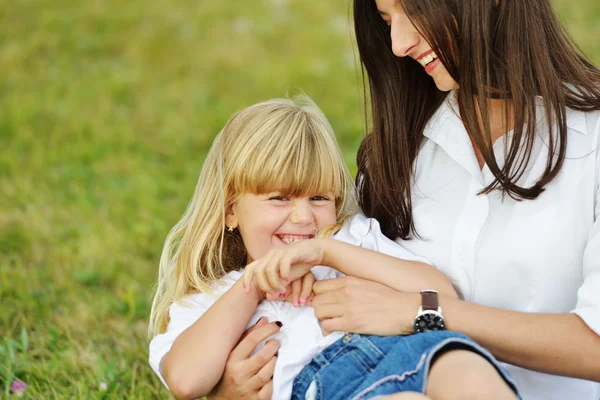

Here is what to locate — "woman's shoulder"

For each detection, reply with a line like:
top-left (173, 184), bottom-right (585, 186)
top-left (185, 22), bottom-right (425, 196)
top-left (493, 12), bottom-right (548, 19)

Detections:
top-left (564, 106), bottom-right (600, 136)
top-left (560, 106), bottom-right (600, 160)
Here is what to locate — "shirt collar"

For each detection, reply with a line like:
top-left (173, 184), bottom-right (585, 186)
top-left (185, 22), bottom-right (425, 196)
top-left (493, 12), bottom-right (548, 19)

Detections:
top-left (423, 91), bottom-right (589, 139)
top-left (562, 107), bottom-right (588, 135)
top-left (422, 91), bottom-right (459, 142)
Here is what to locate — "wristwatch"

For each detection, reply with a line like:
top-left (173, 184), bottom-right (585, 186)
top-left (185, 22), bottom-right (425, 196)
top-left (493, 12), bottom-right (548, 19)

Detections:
top-left (412, 289), bottom-right (446, 333)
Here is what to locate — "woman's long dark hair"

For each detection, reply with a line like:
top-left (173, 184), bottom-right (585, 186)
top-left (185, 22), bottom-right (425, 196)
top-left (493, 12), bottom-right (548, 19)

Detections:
top-left (355, 0), bottom-right (600, 240)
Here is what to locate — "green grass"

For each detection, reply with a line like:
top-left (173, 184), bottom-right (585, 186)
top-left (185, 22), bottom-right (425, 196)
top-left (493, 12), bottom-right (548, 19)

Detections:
top-left (1, 0), bottom-right (599, 398)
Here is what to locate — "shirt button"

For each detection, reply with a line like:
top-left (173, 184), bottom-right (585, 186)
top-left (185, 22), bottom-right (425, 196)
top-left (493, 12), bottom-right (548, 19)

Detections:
top-left (342, 333), bottom-right (353, 343)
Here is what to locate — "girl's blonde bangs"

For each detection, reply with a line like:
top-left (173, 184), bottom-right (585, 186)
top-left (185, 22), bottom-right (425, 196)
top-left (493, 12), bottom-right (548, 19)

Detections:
top-left (227, 104), bottom-right (348, 198)
top-left (234, 141), bottom-right (345, 197)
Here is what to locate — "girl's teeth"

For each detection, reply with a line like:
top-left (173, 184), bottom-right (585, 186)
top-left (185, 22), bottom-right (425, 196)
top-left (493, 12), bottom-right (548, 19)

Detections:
top-left (280, 236), bottom-right (310, 244)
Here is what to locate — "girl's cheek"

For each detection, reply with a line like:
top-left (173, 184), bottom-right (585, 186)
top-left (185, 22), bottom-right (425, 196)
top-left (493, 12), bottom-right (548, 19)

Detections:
top-left (318, 207), bottom-right (337, 226)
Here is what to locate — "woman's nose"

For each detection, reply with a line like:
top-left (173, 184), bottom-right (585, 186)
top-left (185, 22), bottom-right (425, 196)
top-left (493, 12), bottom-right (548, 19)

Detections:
top-left (390, 19), bottom-right (420, 58)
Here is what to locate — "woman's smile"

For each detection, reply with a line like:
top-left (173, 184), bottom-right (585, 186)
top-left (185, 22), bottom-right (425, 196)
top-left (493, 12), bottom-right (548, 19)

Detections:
top-left (416, 50), bottom-right (441, 74)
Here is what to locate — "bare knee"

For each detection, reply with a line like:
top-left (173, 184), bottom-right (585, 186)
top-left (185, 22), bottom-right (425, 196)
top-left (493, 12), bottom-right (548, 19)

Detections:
top-left (426, 349), bottom-right (517, 400)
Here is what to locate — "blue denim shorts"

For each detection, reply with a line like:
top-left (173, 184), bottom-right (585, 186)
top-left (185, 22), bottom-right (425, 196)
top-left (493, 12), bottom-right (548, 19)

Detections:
top-left (291, 331), bottom-right (520, 400)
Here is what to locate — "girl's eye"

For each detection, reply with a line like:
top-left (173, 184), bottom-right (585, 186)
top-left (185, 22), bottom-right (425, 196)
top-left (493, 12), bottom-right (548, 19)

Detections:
top-left (269, 196), bottom-right (289, 201)
top-left (311, 195), bottom-right (331, 202)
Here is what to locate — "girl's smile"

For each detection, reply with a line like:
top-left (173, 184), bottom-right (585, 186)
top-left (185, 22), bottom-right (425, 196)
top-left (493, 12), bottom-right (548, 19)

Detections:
top-left (276, 234), bottom-right (316, 244)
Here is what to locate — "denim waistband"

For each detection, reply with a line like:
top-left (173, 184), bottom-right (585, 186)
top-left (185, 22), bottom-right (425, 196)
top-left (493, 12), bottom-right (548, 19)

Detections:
top-left (311, 333), bottom-right (392, 371)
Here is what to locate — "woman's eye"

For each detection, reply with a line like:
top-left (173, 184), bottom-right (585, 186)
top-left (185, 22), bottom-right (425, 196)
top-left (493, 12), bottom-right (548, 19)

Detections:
top-left (380, 16), bottom-right (391, 28)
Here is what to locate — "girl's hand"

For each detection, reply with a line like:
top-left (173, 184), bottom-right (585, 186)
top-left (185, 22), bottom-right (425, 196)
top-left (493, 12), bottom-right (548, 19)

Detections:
top-left (243, 239), bottom-right (326, 295)
top-left (208, 317), bottom-right (281, 400)
top-left (265, 272), bottom-right (316, 307)
top-left (312, 276), bottom-right (419, 336)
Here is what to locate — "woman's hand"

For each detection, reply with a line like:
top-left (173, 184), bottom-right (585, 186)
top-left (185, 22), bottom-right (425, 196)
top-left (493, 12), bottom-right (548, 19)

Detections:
top-left (243, 239), bottom-right (326, 295)
top-left (208, 317), bottom-right (281, 400)
top-left (312, 276), bottom-right (419, 336)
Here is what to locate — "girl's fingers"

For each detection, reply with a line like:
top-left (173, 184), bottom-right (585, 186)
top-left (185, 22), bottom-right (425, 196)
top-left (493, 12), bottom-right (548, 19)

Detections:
top-left (266, 261), bottom-right (284, 292)
top-left (265, 291), bottom-right (279, 301)
top-left (255, 263), bottom-right (275, 294)
top-left (281, 286), bottom-right (292, 302)
top-left (299, 273), bottom-right (315, 305)
top-left (242, 262), bottom-right (255, 292)
top-left (306, 291), bottom-right (315, 306)
top-left (279, 254), bottom-right (292, 281)
top-left (291, 279), bottom-right (302, 307)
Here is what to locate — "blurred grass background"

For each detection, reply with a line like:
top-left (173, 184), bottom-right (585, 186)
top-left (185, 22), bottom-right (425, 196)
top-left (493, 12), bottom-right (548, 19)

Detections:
top-left (1, 0), bottom-right (599, 398)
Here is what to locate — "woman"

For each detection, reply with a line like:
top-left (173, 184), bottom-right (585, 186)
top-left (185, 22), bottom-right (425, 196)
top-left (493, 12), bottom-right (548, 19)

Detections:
top-left (210, 0), bottom-right (600, 399)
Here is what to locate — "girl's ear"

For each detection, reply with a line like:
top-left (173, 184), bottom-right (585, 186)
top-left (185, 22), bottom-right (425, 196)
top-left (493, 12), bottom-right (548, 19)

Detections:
top-left (225, 203), bottom-right (238, 229)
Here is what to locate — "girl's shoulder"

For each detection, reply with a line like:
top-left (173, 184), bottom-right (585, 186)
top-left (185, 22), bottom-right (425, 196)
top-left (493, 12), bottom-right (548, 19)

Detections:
top-left (334, 213), bottom-right (384, 246)
top-left (334, 213), bottom-right (431, 263)
top-left (171, 270), bottom-right (243, 313)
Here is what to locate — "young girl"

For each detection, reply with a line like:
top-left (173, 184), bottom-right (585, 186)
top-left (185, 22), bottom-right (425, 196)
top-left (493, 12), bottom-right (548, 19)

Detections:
top-left (148, 96), bottom-right (520, 400)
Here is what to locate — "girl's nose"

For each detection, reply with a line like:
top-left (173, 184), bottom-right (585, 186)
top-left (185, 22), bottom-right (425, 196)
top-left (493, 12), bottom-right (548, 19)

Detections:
top-left (290, 199), bottom-right (313, 225)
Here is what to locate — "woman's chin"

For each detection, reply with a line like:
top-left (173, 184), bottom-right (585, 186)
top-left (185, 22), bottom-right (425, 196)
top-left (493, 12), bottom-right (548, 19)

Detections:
top-left (434, 82), bottom-right (459, 92)
top-left (432, 76), bottom-right (459, 92)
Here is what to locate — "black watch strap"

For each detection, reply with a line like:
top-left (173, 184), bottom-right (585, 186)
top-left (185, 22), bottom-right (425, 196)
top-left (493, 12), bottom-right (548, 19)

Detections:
top-left (421, 290), bottom-right (439, 311)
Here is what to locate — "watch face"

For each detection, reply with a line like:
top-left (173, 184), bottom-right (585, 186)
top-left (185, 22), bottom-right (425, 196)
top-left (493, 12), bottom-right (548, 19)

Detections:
top-left (413, 312), bottom-right (446, 333)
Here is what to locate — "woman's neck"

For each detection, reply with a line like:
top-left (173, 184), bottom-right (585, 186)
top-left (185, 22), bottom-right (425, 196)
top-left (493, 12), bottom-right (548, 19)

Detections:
top-left (488, 98), bottom-right (514, 143)
top-left (471, 97), bottom-right (515, 169)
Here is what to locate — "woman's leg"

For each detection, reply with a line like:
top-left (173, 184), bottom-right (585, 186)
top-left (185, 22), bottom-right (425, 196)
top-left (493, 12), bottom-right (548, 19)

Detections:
top-left (426, 349), bottom-right (518, 400)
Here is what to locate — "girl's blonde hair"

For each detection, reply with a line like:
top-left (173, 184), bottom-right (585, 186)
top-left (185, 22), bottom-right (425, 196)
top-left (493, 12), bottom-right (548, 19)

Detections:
top-left (148, 95), bottom-right (357, 337)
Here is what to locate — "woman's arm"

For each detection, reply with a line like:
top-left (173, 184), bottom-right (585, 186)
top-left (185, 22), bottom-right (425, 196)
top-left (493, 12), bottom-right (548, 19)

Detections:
top-left (311, 277), bottom-right (600, 381)
top-left (441, 296), bottom-right (600, 381)
top-left (162, 280), bottom-right (279, 399)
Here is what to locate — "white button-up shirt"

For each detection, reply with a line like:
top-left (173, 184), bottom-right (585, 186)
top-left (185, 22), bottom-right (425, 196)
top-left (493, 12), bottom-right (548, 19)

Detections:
top-left (397, 92), bottom-right (600, 400)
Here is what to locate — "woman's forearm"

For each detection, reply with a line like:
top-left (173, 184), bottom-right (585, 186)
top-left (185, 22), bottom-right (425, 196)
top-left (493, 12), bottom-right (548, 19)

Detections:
top-left (441, 296), bottom-right (600, 381)
top-left (162, 280), bottom-right (264, 399)
top-left (321, 239), bottom-right (458, 298)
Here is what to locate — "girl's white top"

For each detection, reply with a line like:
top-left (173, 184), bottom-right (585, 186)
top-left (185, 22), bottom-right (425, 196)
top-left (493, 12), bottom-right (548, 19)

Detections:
top-left (149, 213), bottom-right (429, 399)
top-left (398, 91), bottom-right (600, 400)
